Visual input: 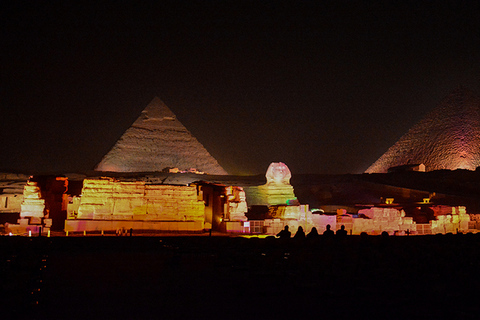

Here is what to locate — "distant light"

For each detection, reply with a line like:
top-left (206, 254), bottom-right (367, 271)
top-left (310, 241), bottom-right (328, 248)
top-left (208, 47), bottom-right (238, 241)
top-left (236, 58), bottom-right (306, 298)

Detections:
top-left (241, 235), bottom-right (270, 239)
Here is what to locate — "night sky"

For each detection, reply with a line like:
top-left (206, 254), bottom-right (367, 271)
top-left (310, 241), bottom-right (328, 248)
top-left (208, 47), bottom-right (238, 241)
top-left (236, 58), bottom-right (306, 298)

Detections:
top-left (2, 1), bottom-right (480, 175)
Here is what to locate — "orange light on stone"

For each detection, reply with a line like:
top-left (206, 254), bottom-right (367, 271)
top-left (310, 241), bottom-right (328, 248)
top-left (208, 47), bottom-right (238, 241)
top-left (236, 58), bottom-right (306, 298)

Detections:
top-left (366, 88), bottom-right (480, 173)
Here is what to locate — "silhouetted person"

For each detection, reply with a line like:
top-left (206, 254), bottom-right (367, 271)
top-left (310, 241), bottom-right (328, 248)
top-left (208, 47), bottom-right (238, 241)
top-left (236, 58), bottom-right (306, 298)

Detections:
top-left (277, 225), bottom-right (291, 239)
top-left (307, 227), bottom-right (319, 239)
top-left (336, 225), bottom-right (348, 237)
top-left (293, 226), bottom-right (305, 239)
top-left (323, 224), bottom-right (334, 237)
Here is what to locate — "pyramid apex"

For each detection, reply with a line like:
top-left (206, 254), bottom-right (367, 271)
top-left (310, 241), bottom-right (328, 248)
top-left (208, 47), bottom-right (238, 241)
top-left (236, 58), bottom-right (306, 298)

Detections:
top-left (141, 97), bottom-right (177, 120)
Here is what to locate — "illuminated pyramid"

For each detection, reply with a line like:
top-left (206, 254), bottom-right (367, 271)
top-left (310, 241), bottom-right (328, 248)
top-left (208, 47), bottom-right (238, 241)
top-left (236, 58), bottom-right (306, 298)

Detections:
top-left (366, 87), bottom-right (480, 173)
top-left (95, 97), bottom-right (228, 174)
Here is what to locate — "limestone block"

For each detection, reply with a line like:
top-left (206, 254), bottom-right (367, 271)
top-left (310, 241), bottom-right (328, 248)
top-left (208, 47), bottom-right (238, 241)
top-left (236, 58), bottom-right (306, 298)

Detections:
top-left (455, 206), bottom-right (467, 215)
top-left (444, 223), bottom-right (455, 233)
top-left (81, 195), bottom-right (109, 205)
top-left (144, 189), bottom-right (164, 197)
top-left (143, 214), bottom-right (155, 220)
top-left (20, 202), bottom-right (45, 218)
top-left (83, 184), bottom-right (114, 192)
top-left (113, 198), bottom-right (144, 215)
top-left (226, 221), bottom-right (244, 232)
top-left (358, 208), bottom-right (375, 219)
top-left (111, 215), bottom-right (132, 220)
top-left (30, 217), bottom-right (42, 225)
top-left (159, 189), bottom-right (173, 196)
top-left (43, 219), bottom-right (52, 227)
top-left (94, 204), bottom-right (114, 215)
top-left (460, 220), bottom-right (469, 231)
top-left (146, 204), bottom-right (159, 215)
top-left (132, 205), bottom-right (147, 215)
top-left (23, 185), bottom-right (42, 199)
top-left (284, 206), bottom-right (304, 220)
top-left (78, 208), bottom-right (95, 219)
top-left (18, 218), bottom-right (29, 225)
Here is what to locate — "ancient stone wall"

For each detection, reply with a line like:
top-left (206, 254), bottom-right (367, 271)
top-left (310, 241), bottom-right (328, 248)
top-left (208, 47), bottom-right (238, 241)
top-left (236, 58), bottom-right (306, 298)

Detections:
top-left (144, 185), bottom-right (204, 221)
top-left (0, 194), bottom-right (23, 213)
top-left (77, 178), bottom-right (204, 221)
top-left (225, 186), bottom-right (247, 221)
top-left (355, 207), bottom-right (415, 235)
top-left (20, 181), bottom-right (45, 218)
top-left (429, 206), bottom-right (469, 233)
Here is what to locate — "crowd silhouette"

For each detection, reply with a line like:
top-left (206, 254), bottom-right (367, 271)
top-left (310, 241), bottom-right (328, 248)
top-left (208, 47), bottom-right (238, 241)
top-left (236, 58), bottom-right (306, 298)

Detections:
top-left (277, 224), bottom-right (349, 239)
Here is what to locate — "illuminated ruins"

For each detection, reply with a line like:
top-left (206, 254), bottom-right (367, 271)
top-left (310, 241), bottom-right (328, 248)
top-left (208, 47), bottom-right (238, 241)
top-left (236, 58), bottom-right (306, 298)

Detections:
top-left (64, 178), bottom-right (241, 232)
top-left (2, 93), bottom-right (480, 236)
top-left (366, 87), bottom-right (480, 173)
top-left (3, 162), bottom-right (473, 236)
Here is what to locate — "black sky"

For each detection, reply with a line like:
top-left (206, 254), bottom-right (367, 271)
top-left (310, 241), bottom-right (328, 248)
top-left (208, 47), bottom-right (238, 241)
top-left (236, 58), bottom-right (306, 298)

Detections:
top-left (1, 0), bottom-right (480, 175)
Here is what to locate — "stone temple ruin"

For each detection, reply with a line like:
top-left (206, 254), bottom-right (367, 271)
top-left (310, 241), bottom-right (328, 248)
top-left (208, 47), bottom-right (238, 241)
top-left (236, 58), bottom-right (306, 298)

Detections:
top-left (2, 92), bottom-right (480, 236)
top-left (4, 162), bottom-right (474, 236)
top-left (366, 87), bottom-right (480, 173)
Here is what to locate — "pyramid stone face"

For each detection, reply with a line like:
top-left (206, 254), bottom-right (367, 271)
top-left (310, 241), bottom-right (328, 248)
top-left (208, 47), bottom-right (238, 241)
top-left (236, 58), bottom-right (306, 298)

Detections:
top-left (95, 97), bottom-right (228, 174)
top-left (366, 88), bottom-right (480, 173)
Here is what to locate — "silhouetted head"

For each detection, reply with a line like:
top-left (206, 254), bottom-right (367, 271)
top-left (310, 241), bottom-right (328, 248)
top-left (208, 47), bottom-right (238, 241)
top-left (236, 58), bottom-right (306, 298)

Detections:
top-left (341, 225), bottom-right (345, 230)
top-left (284, 225), bottom-right (289, 231)
top-left (298, 226), bottom-right (303, 232)
top-left (326, 224), bottom-right (331, 230)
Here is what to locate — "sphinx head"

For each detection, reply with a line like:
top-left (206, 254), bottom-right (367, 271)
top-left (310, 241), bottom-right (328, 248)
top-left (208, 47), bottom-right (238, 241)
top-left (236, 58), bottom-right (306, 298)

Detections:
top-left (265, 162), bottom-right (291, 185)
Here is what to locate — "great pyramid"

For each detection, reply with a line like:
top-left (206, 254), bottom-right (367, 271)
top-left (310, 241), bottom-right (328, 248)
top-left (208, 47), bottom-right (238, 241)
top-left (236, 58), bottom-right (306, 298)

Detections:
top-left (95, 97), bottom-right (228, 174)
top-left (366, 87), bottom-right (480, 173)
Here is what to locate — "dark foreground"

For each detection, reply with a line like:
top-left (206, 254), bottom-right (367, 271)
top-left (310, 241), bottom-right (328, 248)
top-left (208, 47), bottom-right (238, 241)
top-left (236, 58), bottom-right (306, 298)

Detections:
top-left (2, 234), bottom-right (480, 319)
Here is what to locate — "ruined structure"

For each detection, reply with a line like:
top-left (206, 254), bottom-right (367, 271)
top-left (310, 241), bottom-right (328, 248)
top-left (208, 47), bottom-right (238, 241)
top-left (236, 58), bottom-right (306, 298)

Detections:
top-left (5, 176), bottom-right (69, 234)
top-left (64, 177), bottom-right (248, 233)
top-left (366, 88), bottom-right (480, 173)
top-left (0, 173), bottom-right (27, 214)
top-left (20, 181), bottom-right (45, 219)
top-left (1, 166), bottom-right (476, 236)
top-left (96, 97), bottom-right (228, 175)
